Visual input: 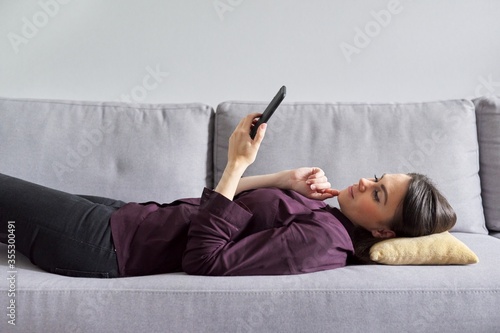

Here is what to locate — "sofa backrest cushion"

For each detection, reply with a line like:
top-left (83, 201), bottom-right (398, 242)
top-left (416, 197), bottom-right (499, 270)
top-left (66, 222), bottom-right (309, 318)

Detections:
top-left (215, 100), bottom-right (487, 234)
top-left (474, 95), bottom-right (500, 234)
top-left (0, 97), bottom-right (214, 203)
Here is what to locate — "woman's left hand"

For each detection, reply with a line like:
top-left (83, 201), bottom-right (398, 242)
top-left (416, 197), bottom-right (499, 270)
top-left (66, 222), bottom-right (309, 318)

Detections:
top-left (287, 167), bottom-right (339, 200)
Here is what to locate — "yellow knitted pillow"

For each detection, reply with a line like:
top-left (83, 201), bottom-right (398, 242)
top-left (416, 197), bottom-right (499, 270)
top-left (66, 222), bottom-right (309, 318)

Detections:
top-left (369, 232), bottom-right (479, 265)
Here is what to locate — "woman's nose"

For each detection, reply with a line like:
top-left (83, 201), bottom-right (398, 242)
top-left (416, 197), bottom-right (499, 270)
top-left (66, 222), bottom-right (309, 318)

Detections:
top-left (358, 178), bottom-right (369, 191)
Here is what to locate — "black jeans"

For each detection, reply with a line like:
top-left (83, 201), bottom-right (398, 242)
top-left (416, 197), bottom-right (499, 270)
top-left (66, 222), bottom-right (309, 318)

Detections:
top-left (0, 173), bottom-right (126, 278)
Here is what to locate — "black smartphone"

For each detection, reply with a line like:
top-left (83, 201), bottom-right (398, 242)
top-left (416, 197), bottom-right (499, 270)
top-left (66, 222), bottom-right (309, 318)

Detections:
top-left (250, 85), bottom-right (286, 139)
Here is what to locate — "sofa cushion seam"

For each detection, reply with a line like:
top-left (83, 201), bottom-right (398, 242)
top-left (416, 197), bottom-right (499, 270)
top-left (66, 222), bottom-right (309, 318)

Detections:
top-left (13, 289), bottom-right (500, 295)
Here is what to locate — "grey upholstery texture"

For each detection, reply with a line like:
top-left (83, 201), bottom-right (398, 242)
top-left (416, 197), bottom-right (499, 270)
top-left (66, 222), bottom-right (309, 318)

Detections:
top-left (0, 97), bottom-right (214, 203)
top-left (215, 100), bottom-right (486, 234)
top-left (474, 96), bottom-right (500, 233)
top-left (1, 96), bottom-right (499, 333)
top-left (1, 233), bottom-right (499, 333)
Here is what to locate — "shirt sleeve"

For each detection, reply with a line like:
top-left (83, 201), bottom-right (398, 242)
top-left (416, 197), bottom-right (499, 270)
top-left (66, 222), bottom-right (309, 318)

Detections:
top-left (182, 188), bottom-right (349, 276)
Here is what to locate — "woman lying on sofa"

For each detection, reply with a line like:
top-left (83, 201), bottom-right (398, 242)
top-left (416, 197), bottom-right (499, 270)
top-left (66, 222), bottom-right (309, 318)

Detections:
top-left (0, 113), bottom-right (456, 278)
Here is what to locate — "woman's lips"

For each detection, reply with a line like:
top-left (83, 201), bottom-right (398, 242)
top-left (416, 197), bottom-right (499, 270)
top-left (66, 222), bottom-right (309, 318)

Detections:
top-left (349, 185), bottom-right (354, 199)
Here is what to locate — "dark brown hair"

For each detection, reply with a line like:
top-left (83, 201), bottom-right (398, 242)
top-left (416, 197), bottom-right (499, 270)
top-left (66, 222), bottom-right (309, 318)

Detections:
top-left (351, 173), bottom-right (457, 264)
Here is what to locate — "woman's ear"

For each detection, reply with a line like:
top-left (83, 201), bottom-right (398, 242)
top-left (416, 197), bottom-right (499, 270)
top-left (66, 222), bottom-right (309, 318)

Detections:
top-left (371, 229), bottom-right (396, 239)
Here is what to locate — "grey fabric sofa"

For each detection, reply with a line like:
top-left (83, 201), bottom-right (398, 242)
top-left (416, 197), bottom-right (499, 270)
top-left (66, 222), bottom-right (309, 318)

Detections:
top-left (1, 95), bottom-right (499, 333)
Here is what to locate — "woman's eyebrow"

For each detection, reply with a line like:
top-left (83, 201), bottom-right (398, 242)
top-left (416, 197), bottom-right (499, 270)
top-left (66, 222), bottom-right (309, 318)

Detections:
top-left (380, 173), bottom-right (388, 205)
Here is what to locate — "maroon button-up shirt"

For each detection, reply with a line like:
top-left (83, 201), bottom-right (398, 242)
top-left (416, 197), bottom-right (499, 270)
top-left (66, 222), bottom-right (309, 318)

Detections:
top-left (110, 187), bottom-right (355, 277)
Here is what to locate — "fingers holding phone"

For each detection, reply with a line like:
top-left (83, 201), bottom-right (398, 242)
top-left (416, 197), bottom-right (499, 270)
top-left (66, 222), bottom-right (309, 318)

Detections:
top-left (228, 113), bottom-right (267, 169)
top-left (228, 85), bottom-right (286, 168)
top-left (216, 86), bottom-right (285, 201)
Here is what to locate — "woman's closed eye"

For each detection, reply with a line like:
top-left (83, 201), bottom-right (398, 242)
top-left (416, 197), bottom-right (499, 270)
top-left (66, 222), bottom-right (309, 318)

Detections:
top-left (372, 175), bottom-right (381, 202)
top-left (372, 173), bottom-right (388, 205)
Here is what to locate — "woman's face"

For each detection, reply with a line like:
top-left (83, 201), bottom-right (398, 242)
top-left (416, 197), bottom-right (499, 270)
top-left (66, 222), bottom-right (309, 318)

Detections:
top-left (337, 173), bottom-right (411, 238)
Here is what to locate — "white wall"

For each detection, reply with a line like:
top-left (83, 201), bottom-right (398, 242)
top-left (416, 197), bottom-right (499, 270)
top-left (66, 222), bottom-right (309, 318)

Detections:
top-left (1, 0), bottom-right (499, 107)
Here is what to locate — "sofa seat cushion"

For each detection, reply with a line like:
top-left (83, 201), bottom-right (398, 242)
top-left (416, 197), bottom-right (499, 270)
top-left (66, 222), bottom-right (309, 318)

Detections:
top-left (215, 100), bottom-right (486, 234)
top-left (1, 233), bottom-right (498, 332)
top-left (0, 97), bottom-right (214, 203)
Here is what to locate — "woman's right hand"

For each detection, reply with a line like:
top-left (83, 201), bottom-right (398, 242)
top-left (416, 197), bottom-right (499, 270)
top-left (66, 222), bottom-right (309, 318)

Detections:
top-left (215, 113), bottom-right (267, 200)
top-left (226, 113), bottom-right (267, 170)
top-left (286, 167), bottom-right (339, 200)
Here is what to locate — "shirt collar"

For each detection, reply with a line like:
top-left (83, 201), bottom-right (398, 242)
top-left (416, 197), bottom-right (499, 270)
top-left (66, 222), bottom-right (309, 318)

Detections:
top-left (325, 206), bottom-right (356, 241)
